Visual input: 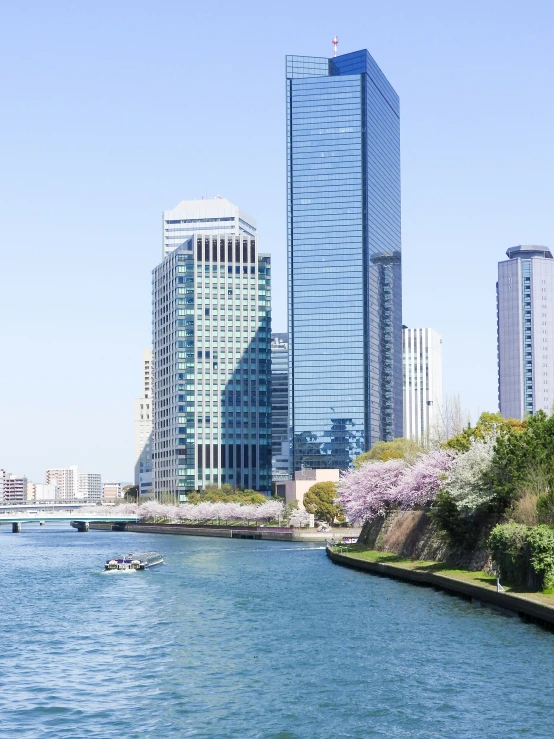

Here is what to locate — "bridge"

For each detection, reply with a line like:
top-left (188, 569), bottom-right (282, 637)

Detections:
top-left (0, 514), bottom-right (138, 533)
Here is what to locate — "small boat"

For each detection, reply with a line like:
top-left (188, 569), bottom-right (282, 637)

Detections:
top-left (105, 552), bottom-right (163, 571)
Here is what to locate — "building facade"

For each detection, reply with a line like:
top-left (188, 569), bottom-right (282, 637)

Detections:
top-left (77, 473), bottom-right (102, 502)
top-left (46, 467), bottom-right (78, 501)
top-left (498, 245), bottom-right (554, 419)
top-left (134, 348), bottom-right (153, 497)
top-left (287, 49), bottom-right (402, 472)
top-left (2, 473), bottom-right (28, 504)
top-left (27, 483), bottom-right (59, 502)
top-left (152, 199), bottom-right (272, 499)
top-left (271, 333), bottom-right (290, 480)
top-left (402, 327), bottom-right (443, 444)
top-left (102, 482), bottom-right (122, 503)
top-left (162, 197), bottom-right (257, 259)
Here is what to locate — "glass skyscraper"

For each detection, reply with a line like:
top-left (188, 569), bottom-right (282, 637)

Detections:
top-left (287, 50), bottom-right (402, 471)
top-left (152, 199), bottom-right (272, 498)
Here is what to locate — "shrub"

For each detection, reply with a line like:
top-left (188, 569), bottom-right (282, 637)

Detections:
top-left (488, 523), bottom-right (554, 590)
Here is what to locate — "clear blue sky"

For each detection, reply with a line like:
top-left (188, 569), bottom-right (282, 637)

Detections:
top-left (1, 0), bottom-right (553, 482)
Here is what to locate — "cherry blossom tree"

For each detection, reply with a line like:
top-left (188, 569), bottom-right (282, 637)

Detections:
top-left (289, 509), bottom-right (310, 527)
top-left (337, 459), bottom-right (408, 523)
top-left (337, 449), bottom-right (455, 523)
top-left (443, 435), bottom-right (496, 511)
top-left (393, 449), bottom-right (454, 508)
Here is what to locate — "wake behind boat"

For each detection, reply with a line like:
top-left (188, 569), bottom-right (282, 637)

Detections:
top-left (105, 552), bottom-right (163, 571)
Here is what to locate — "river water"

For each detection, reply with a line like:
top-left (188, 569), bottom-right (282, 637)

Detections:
top-left (1, 524), bottom-right (553, 738)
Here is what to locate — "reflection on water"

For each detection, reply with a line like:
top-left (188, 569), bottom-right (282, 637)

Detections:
top-left (1, 524), bottom-right (554, 739)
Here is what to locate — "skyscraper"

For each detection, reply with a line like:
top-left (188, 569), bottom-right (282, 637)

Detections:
top-left (402, 327), bottom-right (443, 444)
top-left (498, 245), bottom-right (554, 419)
top-left (152, 199), bottom-right (272, 499)
top-left (286, 49), bottom-right (402, 471)
top-left (271, 333), bottom-right (290, 481)
top-left (134, 348), bottom-right (153, 497)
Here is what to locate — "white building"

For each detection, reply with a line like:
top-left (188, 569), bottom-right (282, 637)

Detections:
top-left (27, 483), bottom-right (59, 502)
top-left (46, 466), bottom-right (101, 502)
top-left (498, 245), bottom-right (554, 419)
top-left (152, 198), bottom-right (272, 499)
top-left (77, 473), bottom-right (102, 502)
top-left (102, 482), bottom-right (122, 503)
top-left (134, 348), bottom-right (153, 497)
top-left (162, 197), bottom-right (257, 258)
top-left (2, 473), bottom-right (28, 504)
top-left (402, 327), bottom-right (443, 444)
top-left (46, 467), bottom-right (78, 501)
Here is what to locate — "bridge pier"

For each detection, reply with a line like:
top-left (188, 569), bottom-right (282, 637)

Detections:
top-left (74, 521), bottom-right (89, 532)
top-left (12, 522), bottom-right (21, 533)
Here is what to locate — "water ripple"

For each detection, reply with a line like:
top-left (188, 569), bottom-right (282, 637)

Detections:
top-left (1, 524), bottom-right (554, 738)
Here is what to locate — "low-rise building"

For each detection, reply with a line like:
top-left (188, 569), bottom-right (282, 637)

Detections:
top-left (274, 469), bottom-right (340, 510)
top-left (27, 483), bottom-right (59, 502)
top-left (102, 482), bottom-right (122, 503)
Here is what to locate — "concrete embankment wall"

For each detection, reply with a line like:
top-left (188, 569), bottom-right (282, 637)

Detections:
top-left (89, 522), bottom-right (360, 543)
top-left (326, 547), bottom-right (554, 630)
top-left (358, 510), bottom-right (490, 571)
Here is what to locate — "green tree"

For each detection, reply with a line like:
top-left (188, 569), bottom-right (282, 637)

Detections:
top-left (188, 483), bottom-right (266, 505)
top-left (303, 481), bottom-right (342, 524)
top-left (354, 438), bottom-right (421, 468)
top-left (445, 412), bottom-right (525, 452)
top-left (122, 485), bottom-right (139, 502)
top-left (486, 411), bottom-right (554, 512)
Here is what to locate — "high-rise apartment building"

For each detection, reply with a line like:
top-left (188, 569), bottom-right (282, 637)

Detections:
top-left (134, 348), bottom-right (153, 497)
top-left (46, 467), bottom-right (78, 501)
top-left (287, 49), bottom-right (402, 471)
top-left (2, 473), bottom-right (28, 504)
top-left (498, 245), bottom-right (554, 419)
top-left (402, 328), bottom-right (443, 444)
top-left (45, 466), bottom-right (101, 501)
top-left (152, 199), bottom-right (272, 499)
top-left (77, 473), bottom-right (102, 502)
top-left (271, 333), bottom-right (290, 480)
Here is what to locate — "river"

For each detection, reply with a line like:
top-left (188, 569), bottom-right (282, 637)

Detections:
top-left (1, 524), bottom-right (553, 738)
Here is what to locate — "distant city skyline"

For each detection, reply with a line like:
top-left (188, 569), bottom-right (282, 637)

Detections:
top-left (2, 2), bottom-right (554, 480)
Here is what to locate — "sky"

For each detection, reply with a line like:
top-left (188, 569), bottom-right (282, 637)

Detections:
top-left (1, 0), bottom-right (554, 482)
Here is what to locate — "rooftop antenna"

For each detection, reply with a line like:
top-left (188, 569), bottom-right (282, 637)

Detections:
top-left (332, 35), bottom-right (339, 57)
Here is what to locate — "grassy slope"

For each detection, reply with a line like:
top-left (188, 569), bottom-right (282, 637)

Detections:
top-left (334, 546), bottom-right (554, 608)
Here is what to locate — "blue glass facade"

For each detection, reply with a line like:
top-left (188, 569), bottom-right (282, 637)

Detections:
top-left (287, 50), bottom-right (402, 471)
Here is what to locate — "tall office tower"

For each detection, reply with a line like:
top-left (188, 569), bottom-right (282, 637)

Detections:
top-left (271, 333), bottom-right (290, 481)
top-left (134, 348), bottom-right (153, 497)
top-left (286, 49), bottom-right (402, 471)
top-left (498, 245), bottom-right (554, 419)
top-left (77, 473), bottom-right (102, 502)
top-left (402, 328), bottom-right (443, 444)
top-left (162, 197), bottom-right (256, 258)
top-left (46, 466), bottom-right (78, 501)
top-left (2, 473), bottom-right (28, 504)
top-left (152, 199), bottom-right (272, 499)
